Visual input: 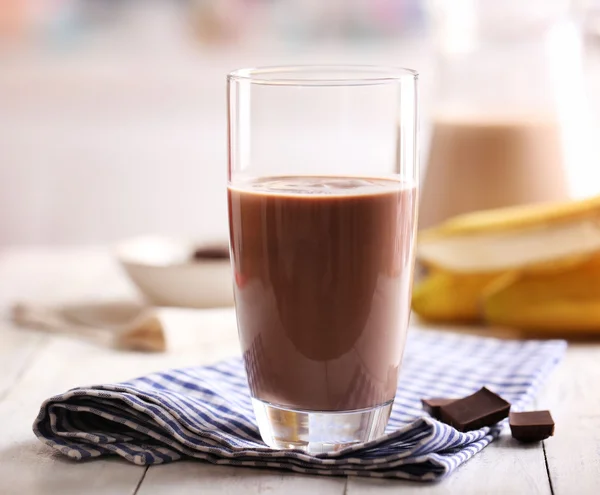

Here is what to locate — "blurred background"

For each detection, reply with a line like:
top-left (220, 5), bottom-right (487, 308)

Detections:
top-left (2, 0), bottom-right (600, 246)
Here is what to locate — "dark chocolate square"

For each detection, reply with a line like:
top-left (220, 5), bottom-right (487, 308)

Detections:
top-left (421, 398), bottom-right (457, 419)
top-left (509, 410), bottom-right (555, 442)
top-left (438, 387), bottom-right (510, 432)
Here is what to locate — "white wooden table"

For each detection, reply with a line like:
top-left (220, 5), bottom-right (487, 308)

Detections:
top-left (1, 247), bottom-right (599, 495)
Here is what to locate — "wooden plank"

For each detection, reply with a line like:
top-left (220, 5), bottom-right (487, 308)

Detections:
top-left (0, 247), bottom-right (243, 494)
top-left (0, 249), bottom-right (152, 495)
top-left (0, 249), bottom-right (52, 401)
top-left (0, 326), bottom-right (46, 402)
top-left (0, 314), bottom-right (244, 495)
top-left (0, 248), bottom-right (120, 402)
top-left (138, 462), bottom-right (346, 495)
top-left (347, 433), bottom-right (551, 495)
top-left (0, 445), bottom-right (146, 495)
top-left (538, 344), bottom-right (600, 495)
top-left (0, 248), bottom-right (118, 401)
top-left (0, 337), bottom-right (148, 495)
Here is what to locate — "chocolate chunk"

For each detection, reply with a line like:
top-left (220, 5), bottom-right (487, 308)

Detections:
top-left (509, 411), bottom-right (555, 442)
top-left (421, 398), bottom-right (457, 419)
top-left (438, 387), bottom-right (510, 432)
top-left (192, 245), bottom-right (230, 261)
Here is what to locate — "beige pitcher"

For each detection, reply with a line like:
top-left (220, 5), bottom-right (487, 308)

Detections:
top-left (421, 0), bottom-right (592, 230)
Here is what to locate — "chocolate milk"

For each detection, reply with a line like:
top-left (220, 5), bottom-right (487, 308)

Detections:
top-left (420, 116), bottom-right (569, 229)
top-left (228, 177), bottom-right (417, 412)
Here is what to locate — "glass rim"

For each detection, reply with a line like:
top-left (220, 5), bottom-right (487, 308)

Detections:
top-left (227, 65), bottom-right (418, 87)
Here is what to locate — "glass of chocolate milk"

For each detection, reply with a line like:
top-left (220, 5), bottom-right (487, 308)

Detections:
top-left (227, 66), bottom-right (418, 453)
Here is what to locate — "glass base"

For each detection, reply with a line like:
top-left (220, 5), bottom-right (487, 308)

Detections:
top-left (252, 398), bottom-right (393, 454)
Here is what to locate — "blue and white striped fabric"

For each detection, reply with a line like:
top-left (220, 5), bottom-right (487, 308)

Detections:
top-left (33, 330), bottom-right (565, 481)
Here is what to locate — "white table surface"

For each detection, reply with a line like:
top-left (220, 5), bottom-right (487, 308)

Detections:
top-left (0, 247), bottom-right (599, 495)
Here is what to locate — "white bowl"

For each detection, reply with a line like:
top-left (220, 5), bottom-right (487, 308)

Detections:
top-left (116, 236), bottom-right (234, 309)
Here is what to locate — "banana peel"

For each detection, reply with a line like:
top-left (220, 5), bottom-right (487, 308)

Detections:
top-left (417, 195), bottom-right (600, 273)
top-left (426, 195), bottom-right (600, 236)
top-left (483, 256), bottom-right (600, 332)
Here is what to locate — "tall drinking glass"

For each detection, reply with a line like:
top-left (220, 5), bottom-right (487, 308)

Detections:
top-left (227, 66), bottom-right (418, 453)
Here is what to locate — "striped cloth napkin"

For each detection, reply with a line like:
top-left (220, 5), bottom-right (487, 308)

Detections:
top-left (33, 330), bottom-right (565, 481)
